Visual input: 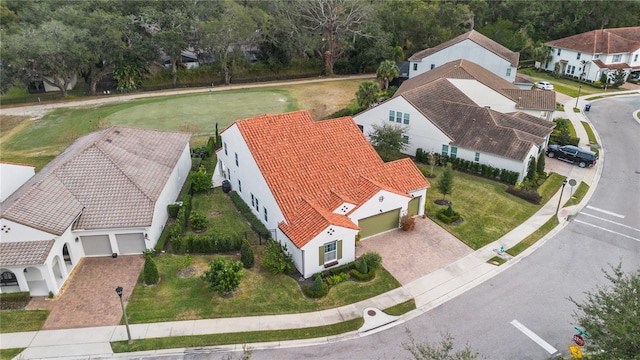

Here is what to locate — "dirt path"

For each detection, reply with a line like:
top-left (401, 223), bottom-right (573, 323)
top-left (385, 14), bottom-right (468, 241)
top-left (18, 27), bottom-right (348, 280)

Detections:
top-left (0, 74), bottom-right (374, 119)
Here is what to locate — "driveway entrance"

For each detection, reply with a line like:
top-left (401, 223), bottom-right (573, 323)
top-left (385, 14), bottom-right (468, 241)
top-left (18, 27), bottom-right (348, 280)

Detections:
top-left (26, 255), bottom-right (144, 330)
top-left (356, 217), bottom-right (473, 285)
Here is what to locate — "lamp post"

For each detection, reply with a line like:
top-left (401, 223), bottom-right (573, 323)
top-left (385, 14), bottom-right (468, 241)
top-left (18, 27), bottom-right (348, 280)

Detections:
top-left (575, 85), bottom-right (582, 109)
top-left (556, 179), bottom-right (568, 216)
top-left (115, 286), bottom-right (132, 344)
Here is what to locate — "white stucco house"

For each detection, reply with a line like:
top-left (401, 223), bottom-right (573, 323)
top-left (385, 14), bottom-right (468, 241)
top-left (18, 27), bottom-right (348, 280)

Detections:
top-left (0, 127), bottom-right (191, 296)
top-left (539, 26), bottom-right (640, 83)
top-left (213, 111), bottom-right (429, 278)
top-left (354, 59), bottom-right (556, 183)
top-left (408, 30), bottom-right (520, 84)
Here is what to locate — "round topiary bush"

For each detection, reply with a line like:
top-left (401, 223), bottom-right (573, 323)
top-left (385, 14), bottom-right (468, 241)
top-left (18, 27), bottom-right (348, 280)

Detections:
top-left (437, 206), bottom-right (461, 224)
top-left (303, 275), bottom-right (328, 298)
top-left (357, 258), bottom-right (369, 274)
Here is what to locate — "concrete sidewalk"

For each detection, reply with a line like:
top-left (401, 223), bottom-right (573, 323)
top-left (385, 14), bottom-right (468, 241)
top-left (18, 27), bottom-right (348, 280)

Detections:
top-left (3, 90), bottom-right (638, 360)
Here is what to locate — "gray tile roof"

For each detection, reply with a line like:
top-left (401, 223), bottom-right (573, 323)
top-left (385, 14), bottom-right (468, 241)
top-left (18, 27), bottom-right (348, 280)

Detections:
top-left (408, 30), bottom-right (520, 67)
top-left (387, 60), bottom-right (555, 161)
top-left (0, 127), bottom-right (191, 235)
top-left (546, 26), bottom-right (640, 54)
top-left (0, 240), bottom-right (54, 266)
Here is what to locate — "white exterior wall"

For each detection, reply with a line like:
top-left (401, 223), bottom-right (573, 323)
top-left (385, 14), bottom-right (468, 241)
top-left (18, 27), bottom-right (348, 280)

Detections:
top-left (148, 143), bottom-right (191, 247)
top-left (448, 79), bottom-right (517, 113)
top-left (544, 47), bottom-right (637, 82)
top-left (217, 125), bottom-right (284, 233)
top-left (349, 190), bottom-right (415, 224)
top-left (0, 163), bottom-right (35, 202)
top-left (409, 40), bottom-right (516, 83)
top-left (0, 219), bottom-right (56, 242)
top-left (354, 97), bottom-right (452, 158)
top-left (300, 226), bottom-right (358, 279)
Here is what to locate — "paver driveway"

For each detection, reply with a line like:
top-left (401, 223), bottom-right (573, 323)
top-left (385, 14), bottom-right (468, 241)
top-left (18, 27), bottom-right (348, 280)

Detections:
top-left (356, 217), bottom-right (473, 285)
top-left (26, 255), bottom-right (144, 330)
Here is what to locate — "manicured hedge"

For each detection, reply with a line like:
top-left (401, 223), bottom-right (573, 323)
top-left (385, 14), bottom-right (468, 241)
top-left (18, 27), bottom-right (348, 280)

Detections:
top-left (350, 268), bottom-right (376, 282)
top-left (430, 154), bottom-right (520, 185)
top-left (171, 232), bottom-right (243, 254)
top-left (506, 185), bottom-right (542, 204)
top-left (228, 191), bottom-right (271, 239)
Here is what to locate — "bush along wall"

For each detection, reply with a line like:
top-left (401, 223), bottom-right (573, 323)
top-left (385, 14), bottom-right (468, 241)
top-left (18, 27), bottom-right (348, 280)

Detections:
top-left (430, 154), bottom-right (520, 185)
top-left (171, 231), bottom-right (243, 254)
top-left (228, 191), bottom-right (271, 239)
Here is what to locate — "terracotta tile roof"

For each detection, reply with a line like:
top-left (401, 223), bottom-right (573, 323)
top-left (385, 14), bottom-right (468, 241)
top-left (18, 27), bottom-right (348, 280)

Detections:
top-left (408, 30), bottom-right (520, 67)
top-left (0, 127), bottom-right (191, 234)
top-left (546, 27), bottom-right (640, 54)
top-left (231, 111), bottom-right (429, 248)
top-left (0, 240), bottom-right (54, 266)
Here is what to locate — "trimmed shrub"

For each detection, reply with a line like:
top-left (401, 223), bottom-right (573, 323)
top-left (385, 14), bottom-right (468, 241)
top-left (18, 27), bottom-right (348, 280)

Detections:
top-left (189, 211), bottom-right (207, 231)
top-left (143, 253), bottom-right (160, 285)
top-left (360, 252), bottom-right (382, 270)
top-left (190, 166), bottom-right (212, 194)
top-left (303, 281), bottom-right (329, 298)
top-left (506, 185), bottom-right (542, 204)
top-left (167, 203), bottom-right (180, 218)
top-left (172, 232), bottom-right (243, 254)
top-left (240, 240), bottom-right (255, 269)
top-left (228, 191), bottom-right (271, 239)
top-left (357, 258), bottom-right (369, 274)
top-left (180, 253), bottom-right (193, 269)
top-left (310, 275), bottom-right (324, 291)
top-left (437, 207), bottom-right (461, 224)
top-left (201, 257), bottom-right (243, 296)
top-left (350, 268), bottom-right (376, 282)
top-left (260, 240), bottom-right (295, 275)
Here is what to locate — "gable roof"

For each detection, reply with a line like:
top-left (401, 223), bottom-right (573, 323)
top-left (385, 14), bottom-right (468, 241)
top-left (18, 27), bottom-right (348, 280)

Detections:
top-left (395, 59), bottom-right (555, 111)
top-left (546, 26), bottom-right (640, 54)
top-left (408, 30), bottom-right (520, 67)
top-left (0, 240), bottom-right (54, 266)
top-left (229, 111), bottom-right (429, 248)
top-left (0, 127), bottom-right (191, 235)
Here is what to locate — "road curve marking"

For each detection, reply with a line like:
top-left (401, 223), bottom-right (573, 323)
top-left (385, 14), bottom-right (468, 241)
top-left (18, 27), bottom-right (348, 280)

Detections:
top-left (510, 319), bottom-right (558, 355)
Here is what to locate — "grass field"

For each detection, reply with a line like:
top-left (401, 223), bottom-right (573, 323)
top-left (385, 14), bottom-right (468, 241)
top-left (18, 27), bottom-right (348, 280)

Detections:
top-left (0, 79), bottom-right (362, 170)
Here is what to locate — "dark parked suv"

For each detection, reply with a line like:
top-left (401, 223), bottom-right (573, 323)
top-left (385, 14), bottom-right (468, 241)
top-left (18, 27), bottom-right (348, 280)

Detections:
top-left (546, 144), bottom-right (598, 168)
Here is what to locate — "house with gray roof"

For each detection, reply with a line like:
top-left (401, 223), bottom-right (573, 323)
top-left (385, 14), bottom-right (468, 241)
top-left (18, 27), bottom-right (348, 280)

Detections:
top-left (354, 59), bottom-right (555, 183)
top-left (0, 127), bottom-right (191, 296)
top-left (408, 30), bottom-right (520, 84)
top-left (540, 26), bottom-right (640, 83)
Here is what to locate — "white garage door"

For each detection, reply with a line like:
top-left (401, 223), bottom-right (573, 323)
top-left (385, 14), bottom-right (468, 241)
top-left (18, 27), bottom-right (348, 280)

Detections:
top-left (81, 235), bottom-right (112, 256)
top-left (116, 233), bottom-right (146, 255)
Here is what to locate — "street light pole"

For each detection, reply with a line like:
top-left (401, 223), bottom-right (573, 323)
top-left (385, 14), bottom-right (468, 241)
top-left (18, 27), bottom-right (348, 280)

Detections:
top-left (115, 286), bottom-right (132, 344)
top-left (575, 85), bottom-right (582, 109)
top-left (556, 179), bottom-right (568, 216)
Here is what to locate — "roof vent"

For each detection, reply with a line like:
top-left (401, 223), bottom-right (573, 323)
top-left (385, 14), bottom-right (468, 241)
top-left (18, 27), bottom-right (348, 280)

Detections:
top-left (484, 106), bottom-right (491, 109)
top-left (114, 129), bottom-right (121, 134)
top-left (106, 139), bottom-right (112, 143)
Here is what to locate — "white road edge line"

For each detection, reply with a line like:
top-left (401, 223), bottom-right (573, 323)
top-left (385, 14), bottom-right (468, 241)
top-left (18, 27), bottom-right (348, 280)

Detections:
top-left (586, 205), bottom-right (625, 218)
top-left (580, 212), bottom-right (640, 233)
top-left (574, 219), bottom-right (640, 243)
top-left (510, 319), bottom-right (558, 355)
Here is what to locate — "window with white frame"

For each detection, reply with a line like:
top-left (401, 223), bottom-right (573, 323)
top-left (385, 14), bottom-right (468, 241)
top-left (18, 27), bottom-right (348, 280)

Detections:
top-left (475, 152), bottom-right (480, 162)
top-left (506, 68), bottom-right (511, 76)
top-left (396, 111), bottom-right (402, 123)
top-left (324, 241), bottom-right (337, 262)
top-left (403, 113), bottom-right (410, 124)
top-left (389, 110), bottom-right (395, 122)
top-left (451, 146), bottom-right (458, 159)
top-left (430, 64), bottom-right (435, 70)
top-left (613, 54), bottom-right (621, 62)
top-left (442, 144), bottom-right (449, 156)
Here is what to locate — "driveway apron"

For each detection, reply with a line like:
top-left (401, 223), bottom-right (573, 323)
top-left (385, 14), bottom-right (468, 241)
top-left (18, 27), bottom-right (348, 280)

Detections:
top-left (25, 255), bottom-right (144, 330)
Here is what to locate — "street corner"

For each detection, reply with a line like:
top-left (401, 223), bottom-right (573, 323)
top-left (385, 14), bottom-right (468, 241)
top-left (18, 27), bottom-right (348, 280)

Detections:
top-left (358, 307), bottom-right (402, 336)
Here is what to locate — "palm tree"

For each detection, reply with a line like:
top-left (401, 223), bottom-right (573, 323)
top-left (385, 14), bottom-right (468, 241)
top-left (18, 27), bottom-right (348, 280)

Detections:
top-left (356, 80), bottom-right (380, 109)
top-left (377, 60), bottom-right (399, 91)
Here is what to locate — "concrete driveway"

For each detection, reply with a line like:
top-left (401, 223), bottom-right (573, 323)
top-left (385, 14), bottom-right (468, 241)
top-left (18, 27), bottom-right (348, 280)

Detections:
top-left (26, 255), bottom-right (144, 330)
top-left (356, 217), bottom-right (473, 285)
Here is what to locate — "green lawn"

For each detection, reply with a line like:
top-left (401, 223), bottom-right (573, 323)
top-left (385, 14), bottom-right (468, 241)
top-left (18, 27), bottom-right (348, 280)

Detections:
top-left (425, 168), bottom-right (564, 250)
top-left (0, 309), bottom-right (49, 333)
top-left (506, 217), bottom-right (559, 257)
top-left (0, 348), bottom-right (25, 360)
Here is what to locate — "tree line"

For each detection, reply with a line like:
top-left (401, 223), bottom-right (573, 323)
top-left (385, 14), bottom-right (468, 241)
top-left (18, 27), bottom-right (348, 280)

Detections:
top-left (1, 0), bottom-right (638, 96)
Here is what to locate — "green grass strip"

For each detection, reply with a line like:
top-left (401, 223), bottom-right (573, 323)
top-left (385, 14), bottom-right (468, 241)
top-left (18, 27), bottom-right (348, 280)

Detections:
top-left (0, 310), bottom-right (49, 333)
top-left (536, 172), bottom-right (566, 204)
top-left (0, 348), bottom-right (25, 360)
top-left (506, 217), bottom-right (559, 257)
top-left (487, 256), bottom-right (506, 266)
top-left (383, 299), bottom-right (416, 316)
top-left (564, 181), bottom-right (590, 207)
top-left (111, 317), bottom-right (364, 353)
top-left (581, 121), bottom-right (597, 144)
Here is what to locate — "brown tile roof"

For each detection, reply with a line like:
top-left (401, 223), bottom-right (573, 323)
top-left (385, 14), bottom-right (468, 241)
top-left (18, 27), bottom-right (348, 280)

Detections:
top-left (546, 27), bottom-right (640, 54)
top-left (592, 59), bottom-right (632, 70)
top-left (231, 111), bottom-right (429, 248)
top-left (0, 127), bottom-right (191, 234)
top-left (0, 240), bottom-right (54, 266)
top-left (408, 30), bottom-right (520, 67)
top-left (502, 89), bottom-right (556, 110)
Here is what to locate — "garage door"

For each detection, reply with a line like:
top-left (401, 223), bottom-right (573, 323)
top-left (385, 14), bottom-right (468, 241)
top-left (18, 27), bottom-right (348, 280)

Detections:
top-left (81, 235), bottom-right (112, 256)
top-left (358, 208), bottom-right (401, 238)
top-left (407, 196), bottom-right (421, 216)
top-left (116, 233), bottom-right (146, 255)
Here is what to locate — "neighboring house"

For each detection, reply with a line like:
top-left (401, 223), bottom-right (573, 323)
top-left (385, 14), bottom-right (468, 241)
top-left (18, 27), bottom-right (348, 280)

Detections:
top-left (213, 111), bottom-right (429, 278)
top-left (408, 30), bottom-right (519, 83)
top-left (28, 74), bottom-right (78, 94)
top-left (0, 127), bottom-right (191, 296)
top-left (354, 59), bottom-right (555, 183)
top-left (0, 163), bottom-right (35, 202)
top-left (540, 26), bottom-right (640, 83)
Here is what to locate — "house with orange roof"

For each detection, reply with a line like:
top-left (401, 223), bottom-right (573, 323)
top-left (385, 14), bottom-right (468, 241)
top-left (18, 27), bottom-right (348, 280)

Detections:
top-left (0, 127), bottom-right (191, 296)
top-left (213, 110), bottom-right (429, 278)
top-left (408, 30), bottom-right (520, 84)
top-left (540, 26), bottom-right (640, 83)
top-left (354, 59), bottom-right (555, 183)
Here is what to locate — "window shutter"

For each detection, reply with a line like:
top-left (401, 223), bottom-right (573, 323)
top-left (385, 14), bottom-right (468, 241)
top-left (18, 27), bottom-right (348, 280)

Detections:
top-left (337, 240), bottom-right (342, 260)
top-left (318, 245), bottom-right (324, 265)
